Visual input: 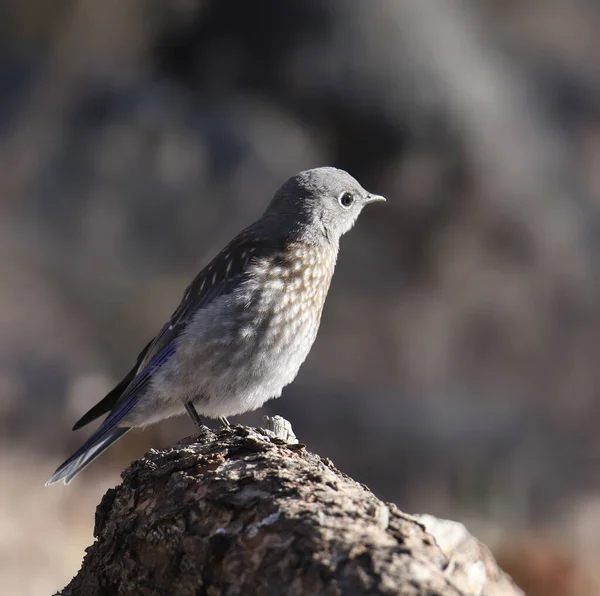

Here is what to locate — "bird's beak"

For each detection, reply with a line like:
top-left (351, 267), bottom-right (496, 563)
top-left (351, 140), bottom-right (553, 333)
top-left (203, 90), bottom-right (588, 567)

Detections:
top-left (365, 193), bottom-right (386, 204)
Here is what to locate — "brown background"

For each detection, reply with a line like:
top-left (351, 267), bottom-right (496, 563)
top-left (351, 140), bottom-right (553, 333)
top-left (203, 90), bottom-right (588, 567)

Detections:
top-left (1, 1), bottom-right (600, 594)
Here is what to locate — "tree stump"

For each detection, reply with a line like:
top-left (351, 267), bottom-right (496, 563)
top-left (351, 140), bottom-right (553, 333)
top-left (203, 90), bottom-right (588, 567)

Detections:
top-left (57, 420), bottom-right (522, 596)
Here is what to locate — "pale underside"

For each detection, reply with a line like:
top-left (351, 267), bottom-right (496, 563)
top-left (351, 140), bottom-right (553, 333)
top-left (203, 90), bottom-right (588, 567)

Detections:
top-left (123, 243), bottom-right (337, 426)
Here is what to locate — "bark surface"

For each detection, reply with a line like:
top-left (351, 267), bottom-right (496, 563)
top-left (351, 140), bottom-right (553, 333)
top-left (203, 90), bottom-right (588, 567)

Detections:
top-left (58, 422), bottom-right (523, 596)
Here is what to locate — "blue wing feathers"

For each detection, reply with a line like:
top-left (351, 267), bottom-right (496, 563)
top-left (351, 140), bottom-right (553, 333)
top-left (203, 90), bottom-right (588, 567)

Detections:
top-left (96, 342), bottom-right (177, 435)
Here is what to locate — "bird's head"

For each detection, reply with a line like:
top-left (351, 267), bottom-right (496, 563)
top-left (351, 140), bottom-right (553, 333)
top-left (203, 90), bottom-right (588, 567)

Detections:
top-left (264, 167), bottom-right (385, 245)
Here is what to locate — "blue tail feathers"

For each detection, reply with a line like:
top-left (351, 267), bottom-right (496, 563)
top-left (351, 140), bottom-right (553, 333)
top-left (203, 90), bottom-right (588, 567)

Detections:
top-left (45, 426), bottom-right (131, 485)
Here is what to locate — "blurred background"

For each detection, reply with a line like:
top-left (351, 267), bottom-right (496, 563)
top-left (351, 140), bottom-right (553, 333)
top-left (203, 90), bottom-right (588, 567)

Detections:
top-left (2, 0), bottom-right (600, 593)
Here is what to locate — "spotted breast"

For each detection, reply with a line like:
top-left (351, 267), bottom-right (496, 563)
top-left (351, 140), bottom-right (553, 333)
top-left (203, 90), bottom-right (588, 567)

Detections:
top-left (136, 241), bottom-right (338, 422)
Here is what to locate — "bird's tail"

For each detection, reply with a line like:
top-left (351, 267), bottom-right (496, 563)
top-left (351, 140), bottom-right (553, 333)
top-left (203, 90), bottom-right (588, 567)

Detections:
top-left (45, 426), bottom-right (131, 486)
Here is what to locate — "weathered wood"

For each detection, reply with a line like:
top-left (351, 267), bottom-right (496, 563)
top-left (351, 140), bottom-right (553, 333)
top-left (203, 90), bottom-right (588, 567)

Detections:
top-left (58, 420), bottom-right (521, 595)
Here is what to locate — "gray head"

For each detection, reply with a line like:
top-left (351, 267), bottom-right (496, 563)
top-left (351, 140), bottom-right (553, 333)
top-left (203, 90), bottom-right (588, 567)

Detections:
top-left (263, 167), bottom-right (385, 244)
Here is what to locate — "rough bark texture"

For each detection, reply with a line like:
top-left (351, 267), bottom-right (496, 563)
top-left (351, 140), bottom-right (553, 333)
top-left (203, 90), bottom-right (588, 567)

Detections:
top-left (58, 422), bottom-right (523, 596)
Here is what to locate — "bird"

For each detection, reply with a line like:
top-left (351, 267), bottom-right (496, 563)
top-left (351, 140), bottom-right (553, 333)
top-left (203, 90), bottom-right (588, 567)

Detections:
top-left (46, 167), bottom-right (385, 485)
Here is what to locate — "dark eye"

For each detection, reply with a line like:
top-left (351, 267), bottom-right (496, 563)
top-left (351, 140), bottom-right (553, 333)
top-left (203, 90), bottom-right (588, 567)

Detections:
top-left (339, 191), bottom-right (354, 208)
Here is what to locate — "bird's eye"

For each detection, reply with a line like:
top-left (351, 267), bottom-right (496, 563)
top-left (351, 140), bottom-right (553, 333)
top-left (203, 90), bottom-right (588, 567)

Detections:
top-left (339, 191), bottom-right (354, 208)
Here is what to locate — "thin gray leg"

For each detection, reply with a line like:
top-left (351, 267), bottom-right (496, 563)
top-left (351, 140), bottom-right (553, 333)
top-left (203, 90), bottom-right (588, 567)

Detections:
top-left (218, 416), bottom-right (231, 428)
top-left (185, 401), bottom-right (203, 428)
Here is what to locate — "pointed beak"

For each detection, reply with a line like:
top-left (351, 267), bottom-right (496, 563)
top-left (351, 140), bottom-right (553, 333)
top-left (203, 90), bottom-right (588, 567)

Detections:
top-left (365, 193), bottom-right (386, 204)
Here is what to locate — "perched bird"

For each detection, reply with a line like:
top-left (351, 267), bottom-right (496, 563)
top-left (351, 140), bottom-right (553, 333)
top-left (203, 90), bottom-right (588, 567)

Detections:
top-left (46, 167), bottom-right (385, 485)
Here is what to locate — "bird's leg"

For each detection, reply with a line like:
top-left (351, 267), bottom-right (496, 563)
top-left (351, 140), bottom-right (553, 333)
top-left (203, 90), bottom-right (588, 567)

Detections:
top-left (218, 416), bottom-right (231, 428)
top-left (185, 401), bottom-right (203, 428)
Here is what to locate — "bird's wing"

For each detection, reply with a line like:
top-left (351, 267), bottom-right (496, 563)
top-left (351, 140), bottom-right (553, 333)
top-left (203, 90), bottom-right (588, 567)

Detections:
top-left (72, 227), bottom-right (277, 431)
top-left (72, 339), bottom-right (152, 430)
top-left (137, 227), bottom-right (275, 371)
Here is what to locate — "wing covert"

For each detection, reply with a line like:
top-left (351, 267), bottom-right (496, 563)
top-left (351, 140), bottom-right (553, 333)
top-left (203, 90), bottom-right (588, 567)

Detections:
top-left (136, 228), bottom-right (274, 372)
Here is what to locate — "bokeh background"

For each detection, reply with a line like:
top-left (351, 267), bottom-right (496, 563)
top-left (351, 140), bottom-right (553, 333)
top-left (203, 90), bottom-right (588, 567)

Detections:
top-left (2, 0), bottom-right (600, 594)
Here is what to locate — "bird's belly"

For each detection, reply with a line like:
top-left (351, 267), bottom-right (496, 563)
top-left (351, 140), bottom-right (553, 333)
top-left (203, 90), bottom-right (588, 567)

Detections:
top-left (153, 290), bottom-right (324, 418)
top-left (218, 320), bottom-right (317, 415)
